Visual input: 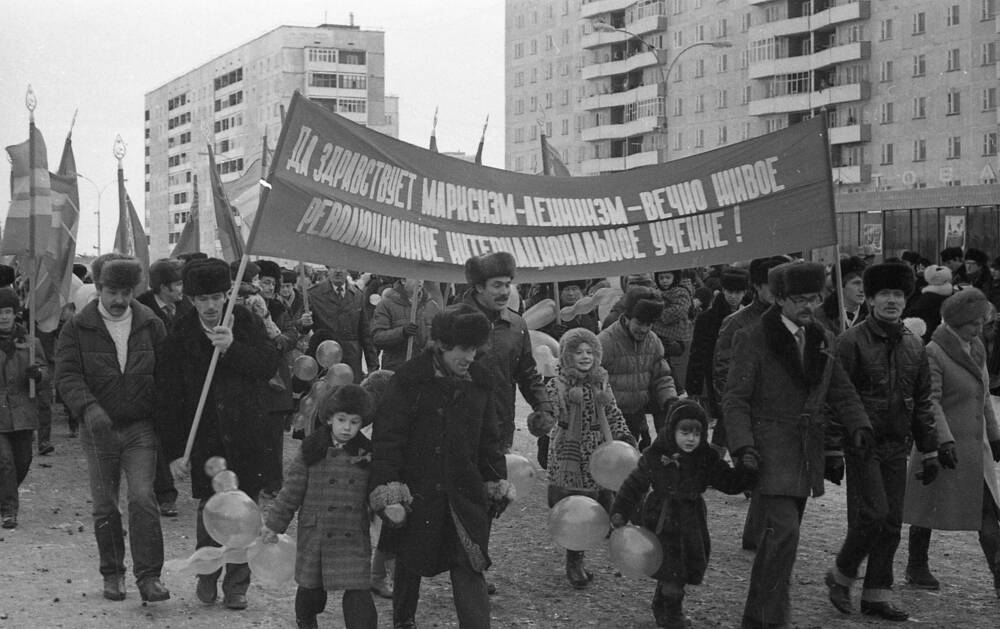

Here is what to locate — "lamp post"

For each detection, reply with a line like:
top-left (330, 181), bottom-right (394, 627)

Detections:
top-left (76, 173), bottom-right (115, 254)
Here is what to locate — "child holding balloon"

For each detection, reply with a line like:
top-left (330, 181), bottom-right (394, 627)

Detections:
top-left (530, 327), bottom-right (636, 588)
top-left (262, 384), bottom-right (378, 629)
top-left (610, 400), bottom-right (756, 628)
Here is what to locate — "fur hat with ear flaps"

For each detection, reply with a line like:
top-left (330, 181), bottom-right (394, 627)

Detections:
top-left (0, 264), bottom-right (15, 288)
top-left (95, 256), bottom-right (144, 291)
top-left (621, 286), bottom-right (664, 324)
top-left (302, 384), bottom-right (375, 465)
top-left (464, 251), bottom-right (516, 285)
top-left (256, 260), bottom-right (282, 284)
top-left (768, 261), bottom-right (825, 299)
top-left (863, 262), bottom-right (915, 298)
top-left (431, 303), bottom-right (490, 348)
top-left (656, 398), bottom-right (709, 450)
top-left (720, 267), bottom-right (750, 292)
top-left (183, 258), bottom-right (232, 296)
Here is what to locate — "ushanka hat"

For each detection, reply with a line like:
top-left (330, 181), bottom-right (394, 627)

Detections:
top-left (318, 383), bottom-right (375, 426)
top-left (769, 261), bottom-right (825, 298)
top-left (183, 258), bottom-right (232, 296)
top-left (0, 287), bottom-right (20, 310)
top-left (838, 256), bottom-right (867, 285)
top-left (256, 260), bottom-right (282, 283)
top-left (941, 288), bottom-right (990, 328)
top-left (148, 258), bottom-right (184, 291)
top-left (280, 268), bottom-right (298, 285)
top-left (431, 303), bottom-right (490, 347)
top-left (749, 256), bottom-right (787, 287)
top-left (0, 264), bottom-right (15, 287)
top-left (464, 252), bottom-right (516, 285)
top-left (863, 262), bottom-right (915, 298)
top-left (719, 266), bottom-right (750, 292)
top-left (622, 286), bottom-right (664, 323)
top-left (92, 254), bottom-right (143, 290)
top-left (965, 247), bottom-right (989, 267)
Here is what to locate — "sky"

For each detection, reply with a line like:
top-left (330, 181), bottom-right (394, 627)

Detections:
top-left (1, 0), bottom-right (506, 257)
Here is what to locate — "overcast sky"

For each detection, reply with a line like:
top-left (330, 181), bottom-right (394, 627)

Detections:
top-left (1, 0), bottom-right (506, 256)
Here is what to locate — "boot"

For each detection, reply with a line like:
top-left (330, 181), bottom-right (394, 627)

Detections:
top-left (656, 582), bottom-right (690, 629)
top-left (565, 550), bottom-right (593, 588)
top-left (137, 577), bottom-right (171, 602)
top-left (196, 573), bottom-right (219, 604)
top-left (905, 526), bottom-right (940, 590)
top-left (103, 574), bottom-right (126, 601)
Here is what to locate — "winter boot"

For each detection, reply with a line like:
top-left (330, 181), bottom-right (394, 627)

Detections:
top-left (565, 550), bottom-right (593, 588)
top-left (655, 582), bottom-right (690, 629)
top-left (905, 526), bottom-right (940, 590)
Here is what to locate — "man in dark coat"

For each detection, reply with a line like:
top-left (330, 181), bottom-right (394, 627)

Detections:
top-left (155, 258), bottom-right (279, 611)
top-left (308, 266), bottom-right (377, 382)
top-left (369, 304), bottom-right (510, 629)
top-left (813, 256), bottom-right (868, 336)
top-left (55, 254), bottom-right (170, 603)
top-left (724, 261), bottom-right (873, 629)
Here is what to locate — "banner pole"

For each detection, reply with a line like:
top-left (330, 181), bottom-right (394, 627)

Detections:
top-left (26, 87), bottom-right (37, 400)
top-left (405, 281), bottom-right (422, 360)
top-left (298, 262), bottom-right (310, 314)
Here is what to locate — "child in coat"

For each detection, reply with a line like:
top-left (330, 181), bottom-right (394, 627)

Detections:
top-left (529, 327), bottom-right (636, 588)
top-left (262, 384), bottom-right (377, 629)
top-left (610, 400), bottom-right (756, 628)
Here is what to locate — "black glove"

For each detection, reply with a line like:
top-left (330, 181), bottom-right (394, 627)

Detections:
top-left (916, 457), bottom-right (941, 485)
top-left (851, 427), bottom-right (875, 458)
top-left (24, 365), bottom-right (44, 383)
top-left (991, 440), bottom-right (1000, 463)
top-left (938, 441), bottom-right (958, 469)
top-left (735, 446), bottom-right (760, 472)
top-left (402, 322), bottom-right (419, 337)
top-left (610, 513), bottom-right (627, 529)
top-left (824, 455), bottom-right (845, 485)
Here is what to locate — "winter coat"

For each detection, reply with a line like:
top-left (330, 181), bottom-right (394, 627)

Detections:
top-left (652, 285), bottom-right (694, 346)
top-left (903, 324), bottom-right (1000, 530)
top-left (834, 316), bottom-right (938, 451)
top-left (599, 318), bottom-right (677, 414)
top-left (370, 285), bottom-right (440, 372)
top-left (545, 364), bottom-right (634, 492)
top-left (611, 421), bottom-right (752, 584)
top-left (369, 350), bottom-right (505, 577)
top-left (56, 299), bottom-right (165, 428)
top-left (905, 286), bottom-right (952, 344)
top-left (459, 290), bottom-right (552, 451)
top-left (712, 298), bottom-right (770, 403)
top-left (308, 281), bottom-right (377, 381)
top-left (277, 290), bottom-right (306, 327)
top-left (136, 290), bottom-right (192, 333)
top-left (812, 293), bottom-right (867, 337)
top-left (0, 324), bottom-right (47, 433)
top-left (723, 305), bottom-right (871, 498)
top-left (155, 304), bottom-right (280, 501)
top-left (685, 292), bottom-right (733, 401)
top-left (265, 428), bottom-right (373, 591)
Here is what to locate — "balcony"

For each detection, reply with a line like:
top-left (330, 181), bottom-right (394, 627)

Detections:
top-left (832, 163), bottom-right (871, 185)
top-left (580, 150), bottom-right (660, 175)
top-left (582, 50), bottom-right (661, 80)
top-left (581, 84), bottom-right (660, 111)
top-left (828, 122), bottom-right (869, 145)
top-left (581, 0), bottom-right (639, 19)
top-left (748, 1), bottom-right (869, 38)
top-left (749, 81), bottom-right (870, 115)
top-left (748, 41), bottom-right (870, 79)
top-left (581, 115), bottom-right (662, 142)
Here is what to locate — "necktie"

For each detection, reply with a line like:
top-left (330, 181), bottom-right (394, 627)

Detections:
top-left (164, 303), bottom-right (176, 320)
top-left (336, 287), bottom-right (344, 299)
top-left (794, 327), bottom-right (806, 362)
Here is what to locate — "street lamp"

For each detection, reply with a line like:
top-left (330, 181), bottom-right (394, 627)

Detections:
top-left (664, 40), bottom-right (734, 85)
top-left (76, 173), bottom-right (115, 254)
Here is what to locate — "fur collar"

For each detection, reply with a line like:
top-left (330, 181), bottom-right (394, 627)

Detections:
top-left (393, 348), bottom-right (490, 388)
top-left (761, 304), bottom-right (829, 388)
top-left (301, 425), bottom-right (373, 467)
top-left (930, 324), bottom-right (987, 384)
top-left (556, 363), bottom-right (608, 388)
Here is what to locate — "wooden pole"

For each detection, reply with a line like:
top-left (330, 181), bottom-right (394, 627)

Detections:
top-left (26, 86), bottom-right (37, 400)
top-left (298, 262), bottom-right (310, 313)
top-left (405, 281), bottom-right (422, 360)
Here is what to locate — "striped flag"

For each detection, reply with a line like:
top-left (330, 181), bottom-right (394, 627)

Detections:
top-left (170, 174), bottom-right (200, 257)
top-left (114, 165), bottom-right (150, 291)
top-left (2, 124), bottom-right (52, 257)
top-left (207, 144), bottom-right (245, 261)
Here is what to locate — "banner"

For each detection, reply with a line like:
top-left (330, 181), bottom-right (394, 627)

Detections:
top-left (248, 92), bottom-right (837, 283)
top-left (2, 124), bottom-right (52, 257)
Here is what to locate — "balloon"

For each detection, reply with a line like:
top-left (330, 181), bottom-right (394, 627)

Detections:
top-left (203, 490), bottom-right (262, 549)
top-left (310, 379), bottom-right (335, 400)
top-left (533, 346), bottom-right (558, 378)
top-left (589, 441), bottom-right (640, 491)
top-left (204, 456), bottom-right (228, 478)
top-left (71, 282), bottom-right (97, 312)
top-left (212, 470), bottom-right (239, 493)
top-left (315, 340), bottom-right (343, 368)
top-left (523, 299), bottom-right (557, 330)
top-left (609, 525), bottom-right (664, 578)
top-left (559, 294), bottom-right (597, 322)
top-left (507, 283), bottom-right (522, 313)
top-left (164, 545), bottom-right (225, 576)
top-left (290, 412), bottom-right (308, 433)
top-left (325, 363), bottom-right (354, 386)
top-left (292, 355), bottom-right (320, 381)
top-left (548, 495), bottom-right (610, 551)
top-left (505, 453), bottom-right (536, 502)
top-left (593, 287), bottom-right (624, 322)
top-left (528, 330), bottom-right (559, 356)
top-left (247, 534), bottom-right (297, 587)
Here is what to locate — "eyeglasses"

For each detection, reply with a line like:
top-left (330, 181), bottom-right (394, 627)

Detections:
top-left (788, 294), bottom-right (823, 306)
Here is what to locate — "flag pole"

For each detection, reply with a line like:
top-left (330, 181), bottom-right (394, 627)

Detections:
top-left (26, 86), bottom-right (37, 400)
top-left (298, 262), bottom-right (310, 313)
top-left (405, 281), bottom-right (423, 360)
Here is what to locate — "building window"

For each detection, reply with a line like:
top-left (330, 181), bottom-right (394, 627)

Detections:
top-left (218, 157), bottom-right (244, 175)
top-left (169, 232), bottom-right (179, 244)
top-left (983, 0), bottom-right (997, 20)
top-left (695, 24), bottom-right (705, 42)
top-left (530, 67), bottom-right (537, 83)
top-left (673, 97), bottom-right (683, 116)
top-left (717, 125), bottom-right (727, 146)
top-left (984, 87), bottom-right (998, 111)
top-left (741, 121), bottom-right (751, 141)
top-left (982, 42), bottom-right (998, 65)
top-left (912, 12), bottom-right (926, 34)
top-left (716, 89), bottom-right (728, 109)
top-left (880, 19), bottom-right (893, 40)
top-left (167, 93), bottom-right (188, 111)
top-left (673, 61), bottom-right (683, 81)
top-left (741, 85), bottom-right (752, 105)
top-left (213, 90), bottom-right (243, 113)
top-left (514, 72), bottom-right (523, 87)
top-left (529, 95), bottom-right (537, 111)
top-left (545, 121), bottom-right (552, 137)
top-left (984, 132), bottom-right (998, 156)
top-left (694, 58), bottom-right (705, 78)
top-left (717, 54), bottom-right (728, 73)
top-left (561, 119), bottom-right (569, 136)
top-left (530, 39), bottom-right (537, 55)
top-left (879, 60), bottom-right (893, 82)
top-left (514, 43), bottom-right (523, 58)
top-left (880, 143), bottom-right (894, 165)
top-left (515, 100), bottom-right (524, 115)
top-left (946, 4), bottom-right (960, 26)
top-left (674, 131), bottom-right (683, 151)
top-left (741, 12), bottom-right (752, 32)
top-left (310, 73), bottom-right (338, 88)
top-left (172, 192), bottom-right (188, 205)
top-left (880, 102), bottom-right (894, 124)
top-left (694, 94), bottom-right (704, 113)
top-left (339, 50), bottom-right (366, 65)
top-left (308, 48), bottom-right (337, 63)
top-left (947, 89), bottom-right (961, 115)
top-left (694, 128), bottom-right (704, 148)
top-left (912, 138), bottom-right (926, 161)
top-left (514, 128), bottom-right (524, 143)
top-left (947, 136), bottom-right (962, 159)
top-left (338, 73), bottom-right (367, 89)
top-left (544, 63), bottom-right (552, 80)
top-left (339, 98), bottom-right (366, 114)
top-left (912, 96), bottom-right (926, 118)
top-left (946, 48), bottom-right (961, 71)
top-left (716, 19), bottom-right (728, 38)
top-left (560, 89), bottom-right (569, 105)
top-left (213, 67), bottom-right (243, 91)
top-left (912, 54), bottom-right (926, 76)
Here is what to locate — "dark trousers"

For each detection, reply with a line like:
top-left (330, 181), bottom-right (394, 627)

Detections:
top-left (153, 439), bottom-right (177, 506)
top-left (393, 559), bottom-right (490, 629)
top-left (741, 495), bottom-right (806, 629)
top-left (195, 498), bottom-right (250, 595)
top-left (835, 441), bottom-right (908, 596)
top-left (35, 384), bottom-right (52, 448)
top-left (296, 586), bottom-right (377, 629)
top-left (742, 489), bottom-right (765, 550)
top-left (622, 412), bottom-right (652, 452)
top-left (0, 430), bottom-right (33, 514)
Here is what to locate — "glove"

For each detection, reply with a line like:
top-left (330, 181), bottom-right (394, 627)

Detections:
top-left (83, 405), bottom-right (113, 433)
top-left (169, 457), bottom-right (192, 481)
top-left (526, 410), bottom-right (556, 437)
top-left (938, 441), bottom-right (958, 469)
top-left (260, 525), bottom-right (279, 544)
top-left (486, 479), bottom-right (515, 519)
top-left (735, 446), bottom-right (760, 472)
top-left (916, 456), bottom-right (941, 485)
top-left (537, 435), bottom-right (550, 469)
top-left (402, 322), bottom-right (419, 337)
top-left (24, 365), bottom-right (44, 383)
top-left (610, 513), bottom-right (627, 529)
top-left (824, 455), bottom-right (845, 485)
top-left (851, 427), bottom-right (875, 458)
top-left (991, 439), bottom-right (1000, 463)
top-left (382, 504), bottom-right (408, 528)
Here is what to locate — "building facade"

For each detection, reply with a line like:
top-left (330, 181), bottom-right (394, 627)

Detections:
top-left (144, 23), bottom-right (398, 260)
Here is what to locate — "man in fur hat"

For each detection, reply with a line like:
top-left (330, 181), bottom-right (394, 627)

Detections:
top-left (308, 266), bottom-right (377, 383)
top-left (155, 257), bottom-right (279, 611)
top-left (814, 256), bottom-right (868, 336)
top-left (724, 261), bottom-right (873, 629)
top-left (55, 254), bottom-right (171, 603)
top-left (964, 247), bottom-right (991, 296)
top-left (824, 263), bottom-right (941, 621)
top-left (940, 246), bottom-right (967, 284)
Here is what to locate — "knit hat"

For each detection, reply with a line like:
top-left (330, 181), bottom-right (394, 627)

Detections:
top-left (558, 327), bottom-right (602, 370)
top-left (659, 398), bottom-right (709, 446)
top-left (280, 268), bottom-right (298, 285)
top-left (0, 264), bottom-right (15, 287)
top-left (940, 288), bottom-right (990, 328)
top-left (749, 256), bottom-right (787, 287)
top-left (360, 369), bottom-right (395, 401)
top-left (719, 266), bottom-right (750, 292)
top-left (838, 256), bottom-right (867, 285)
top-left (965, 248), bottom-right (989, 267)
top-left (769, 261), bottom-right (825, 298)
top-left (0, 287), bottom-right (19, 310)
top-left (622, 286), bottom-right (664, 323)
top-left (318, 383), bottom-right (375, 426)
top-left (183, 258), bottom-right (232, 296)
top-left (464, 252), bottom-right (516, 285)
top-left (940, 247), bottom-right (964, 263)
top-left (863, 263), bottom-right (915, 298)
top-left (148, 258), bottom-right (184, 292)
top-left (431, 303), bottom-right (490, 347)
top-left (93, 255), bottom-right (143, 290)
top-left (256, 260), bottom-right (282, 283)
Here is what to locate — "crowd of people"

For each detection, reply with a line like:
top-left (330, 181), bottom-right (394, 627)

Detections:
top-left (1, 244), bottom-right (999, 628)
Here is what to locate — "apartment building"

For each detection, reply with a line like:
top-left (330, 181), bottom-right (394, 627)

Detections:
top-left (145, 22), bottom-right (398, 259)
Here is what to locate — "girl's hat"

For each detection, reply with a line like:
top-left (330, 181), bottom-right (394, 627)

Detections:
top-left (662, 399), bottom-right (709, 442)
top-left (558, 327), bottom-right (602, 370)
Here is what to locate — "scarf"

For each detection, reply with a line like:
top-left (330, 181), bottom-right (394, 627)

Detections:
top-left (553, 364), bottom-right (612, 488)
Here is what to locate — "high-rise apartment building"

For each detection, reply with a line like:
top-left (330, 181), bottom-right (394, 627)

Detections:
top-left (145, 23), bottom-right (398, 260)
top-left (506, 0), bottom-right (999, 257)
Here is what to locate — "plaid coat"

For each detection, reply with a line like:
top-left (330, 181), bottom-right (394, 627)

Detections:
top-left (264, 429), bottom-right (373, 591)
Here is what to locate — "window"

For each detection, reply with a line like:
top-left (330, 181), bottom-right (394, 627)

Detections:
top-left (545, 92), bottom-right (553, 108)
top-left (880, 60), bottom-right (893, 82)
top-left (716, 19), bottom-right (727, 38)
top-left (310, 72), bottom-right (338, 88)
top-left (544, 63), bottom-right (552, 80)
top-left (741, 12), bottom-right (752, 32)
top-left (694, 58), bottom-right (705, 78)
top-left (984, 0), bottom-right (997, 20)
top-left (717, 54), bottom-right (728, 73)
top-left (880, 19), bottom-right (893, 40)
top-left (695, 24), bottom-right (705, 42)
top-left (561, 119), bottom-right (569, 136)
top-left (984, 87), bottom-right (998, 111)
top-left (530, 39), bottom-right (537, 55)
top-left (213, 90), bottom-right (243, 112)
top-left (880, 102), bottom-right (894, 123)
top-left (514, 128), bottom-right (524, 143)
top-left (912, 97), bottom-right (926, 118)
top-left (218, 157), bottom-right (244, 175)
top-left (308, 48), bottom-right (336, 63)
top-left (167, 93), bottom-right (188, 110)
top-left (530, 67), bottom-right (537, 83)
top-left (912, 54), bottom-right (926, 76)
top-left (912, 139), bottom-right (926, 161)
top-left (514, 72), bottom-right (523, 87)
top-left (982, 42), bottom-right (998, 65)
top-left (674, 131), bottom-right (683, 151)
top-left (716, 89), bottom-right (728, 109)
top-left (716, 125), bottom-right (727, 146)
top-left (514, 100), bottom-right (524, 115)
top-left (913, 12), bottom-right (926, 34)
top-left (741, 85), bottom-right (752, 105)
top-left (694, 94), bottom-right (704, 112)
top-left (946, 5), bottom-right (960, 26)
top-left (545, 34), bottom-right (554, 50)
top-left (529, 95), bottom-right (537, 111)
top-left (338, 98), bottom-right (366, 113)
top-left (694, 128), bottom-right (704, 148)
top-left (880, 143), bottom-right (894, 165)
top-left (947, 89), bottom-right (961, 115)
top-left (673, 31), bottom-right (683, 47)
top-left (984, 132), bottom-right (998, 156)
top-left (947, 48), bottom-right (961, 71)
top-left (514, 43), bottom-right (523, 58)
top-left (741, 121), bottom-right (752, 141)
top-left (172, 192), bottom-right (188, 205)
top-left (673, 97), bottom-right (683, 116)
top-left (673, 61), bottom-right (683, 81)
top-left (947, 136), bottom-right (962, 159)
top-left (339, 50), bottom-right (366, 65)
top-left (168, 232), bottom-right (179, 245)
top-left (213, 67), bottom-right (243, 91)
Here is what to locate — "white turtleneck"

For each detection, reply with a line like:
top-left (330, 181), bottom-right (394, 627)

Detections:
top-left (98, 300), bottom-right (132, 373)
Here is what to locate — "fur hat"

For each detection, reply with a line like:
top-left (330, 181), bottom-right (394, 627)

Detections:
top-left (464, 252), bottom-right (516, 285)
top-left (557, 279), bottom-right (587, 293)
top-left (838, 256), bottom-right (867, 285)
top-left (230, 260), bottom-right (260, 283)
top-left (940, 247), bottom-right (964, 263)
top-left (965, 247), bottom-right (989, 267)
top-left (431, 303), bottom-right (490, 347)
top-left (72, 263), bottom-right (89, 281)
top-left (280, 268), bottom-right (298, 285)
top-left (623, 273), bottom-right (655, 289)
top-left (0, 264), bottom-right (16, 287)
top-left (558, 327), bottom-right (602, 369)
top-left (941, 288), bottom-right (990, 328)
top-left (658, 399), bottom-right (709, 446)
top-left (621, 286), bottom-right (664, 323)
top-left (749, 256), bottom-right (787, 287)
top-left (0, 287), bottom-right (20, 310)
top-left (148, 258), bottom-right (184, 292)
top-left (183, 258), bottom-right (232, 296)
top-left (318, 383), bottom-right (375, 426)
top-left (176, 252), bottom-right (208, 265)
top-left (93, 255), bottom-right (143, 290)
top-left (256, 260), bottom-right (282, 283)
top-left (360, 369), bottom-right (395, 402)
top-left (719, 267), bottom-right (750, 292)
top-left (769, 261), bottom-right (825, 298)
top-left (923, 265), bottom-right (952, 287)
top-left (863, 262), bottom-right (915, 298)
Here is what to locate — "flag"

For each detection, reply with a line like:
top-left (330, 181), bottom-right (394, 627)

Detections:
top-left (208, 144), bottom-right (246, 261)
top-left (171, 174), bottom-right (200, 257)
top-left (222, 156), bottom-right (261, 244)
top-left (540, 133), bottom-right (571, 177)
top-left (2, 123), bottom-right (52, 257)
top-left (114, 166), bottom-right (150, 291)
top-left (474, 115), bottom-right (488, 165)
top-left (429, 106), bottom-right (438, 152)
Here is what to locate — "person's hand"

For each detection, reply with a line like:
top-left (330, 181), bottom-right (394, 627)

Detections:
top-left (260, 526), bottom-right (279, 544)
top-left (851, 427), bottom-right (875, 458)
top-left (990, 439), bottom-right (1000, 463)
top-left (24, 365), bottom-right (44, 383)
top-left (170, 457), bottom-right (192, 481)
top-left (527, 410), bottom-right (556, 437)
top-left (402, 322), bottom-right (419, 337)
top-left (382, 504), bottom-right (407, 528)
top-left (207, 325), bottom-right (234, 353)
top-left (83, 405), bottom-right (112, 433)
top-left (938, 441), bottom-right (958, 469)
top-left (917, 456), bottom-right (941, 485)
top-left (610, 513), bottom-right (627, 529)
top-left (735, 446), bottom-right (760, 472)
top-left (299, 312), bottom-right (313, 328)
top-left (824, 455), bottom-right (845, 485)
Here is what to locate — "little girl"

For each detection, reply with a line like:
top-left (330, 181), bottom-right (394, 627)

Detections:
top-left (610, 400), bottom-right (755, 628)
top-left (262, 384), bottom-right (377, 629)
top-left (531, 327), bottom-right (636, 588)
